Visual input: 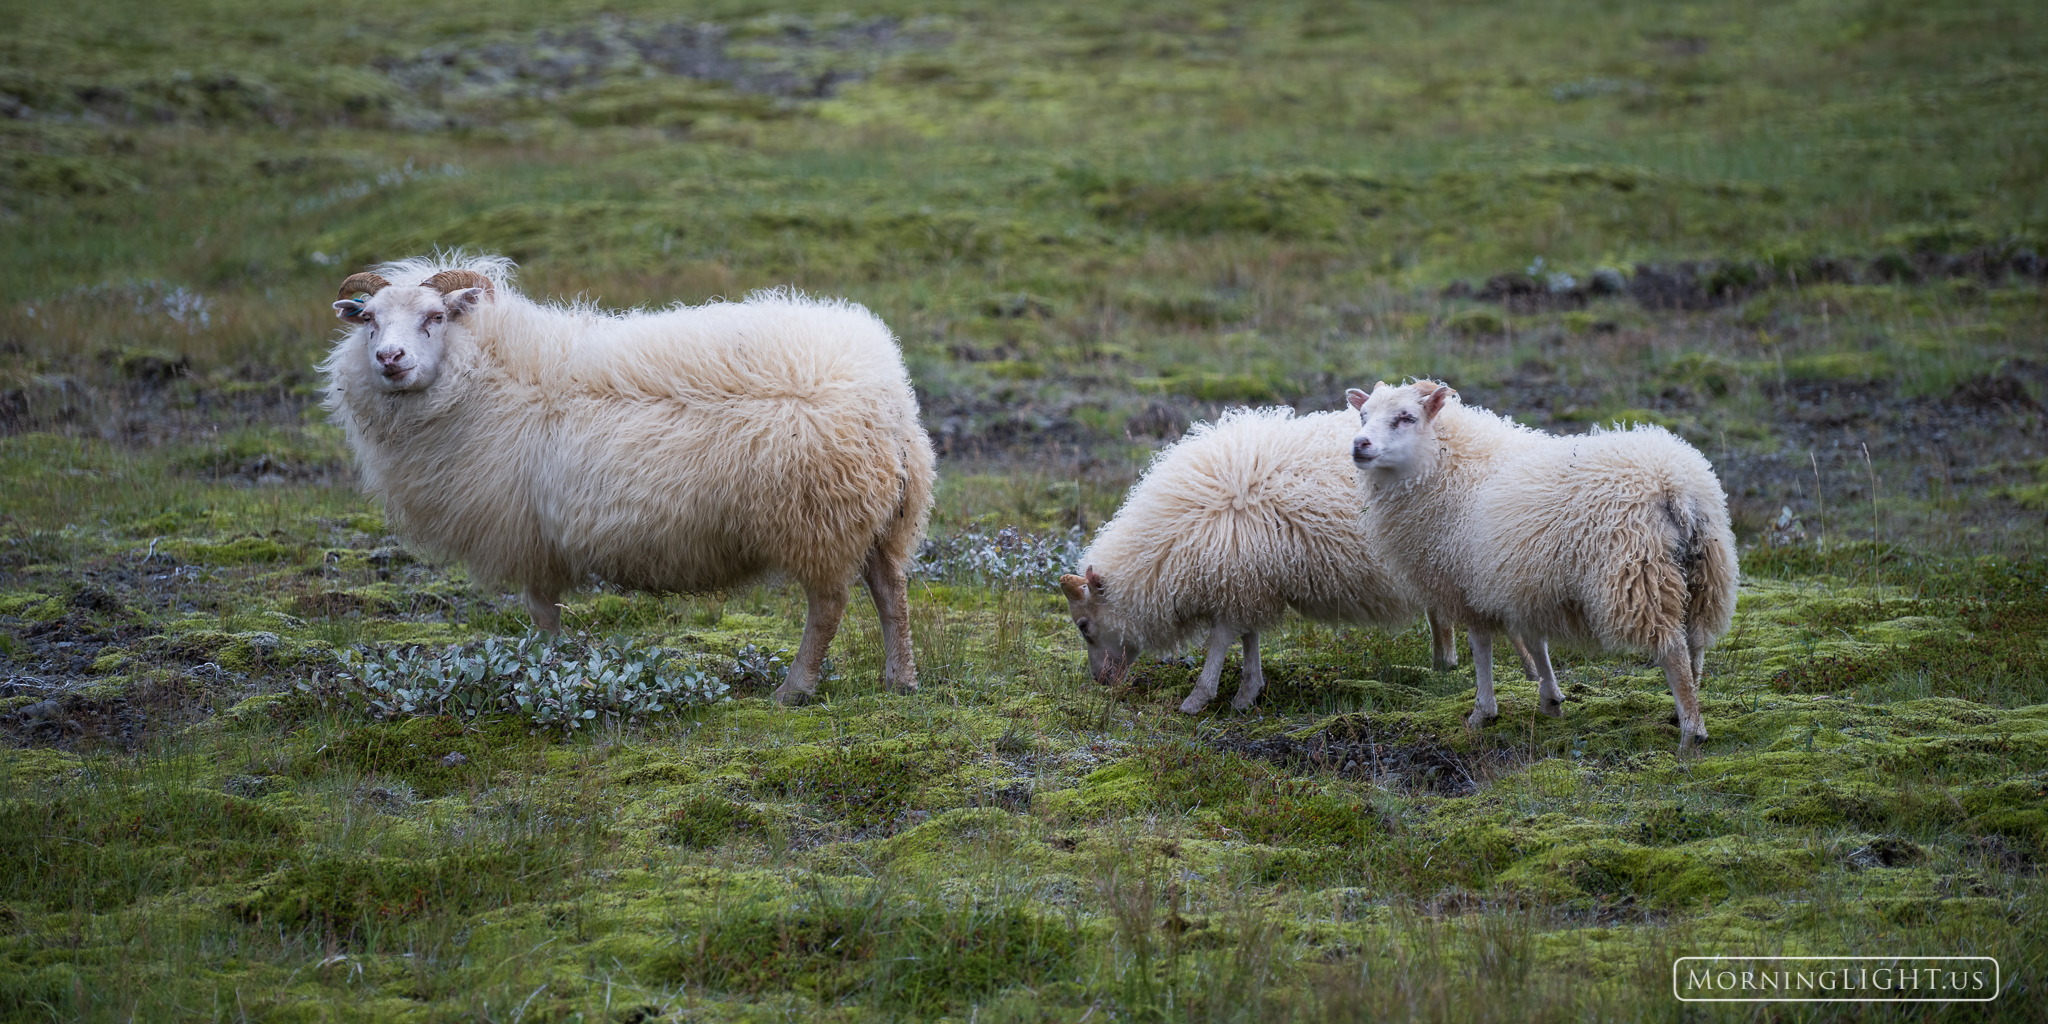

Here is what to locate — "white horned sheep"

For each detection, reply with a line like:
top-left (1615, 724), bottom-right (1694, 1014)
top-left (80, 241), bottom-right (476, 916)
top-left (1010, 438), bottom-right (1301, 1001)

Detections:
top-left (1058, 406), bottom-right (1452, 714)
top-left (1346, 380), bottom-right (1738, 749)
top-left (322, 254), bottom-right (936, 705)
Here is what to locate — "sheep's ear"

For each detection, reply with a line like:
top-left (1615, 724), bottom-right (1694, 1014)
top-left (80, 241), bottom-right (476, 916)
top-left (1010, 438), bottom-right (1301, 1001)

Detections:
top-left (1085, 566), bottom-right (1108, 597)
top-left (1345, 388), bottom-right (1369, 411)
top-left (1422, 385), bottom-right (1456, 420)
top-left (1059, 574), bottom-right (1089, 603)
top-left (333, 299), bottom-right (370, 324)
top-left (444, 287), bottom-right (487, 318)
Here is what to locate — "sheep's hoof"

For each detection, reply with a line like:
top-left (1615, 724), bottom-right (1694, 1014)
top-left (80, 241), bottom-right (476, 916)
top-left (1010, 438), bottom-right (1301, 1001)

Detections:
top-left (772, 687), bottom-right (812, 707)
top-left (1230, 697), bottom-right (1258, 712)
top-left (1540, 698), bottom-right (1565, 718)
top-left (1178, 696), bottom-right (1210, 715)
top-left (1677, 729), bottom-right (1709, 754)
top-left (1465, 709), bottom-right (1498, 730)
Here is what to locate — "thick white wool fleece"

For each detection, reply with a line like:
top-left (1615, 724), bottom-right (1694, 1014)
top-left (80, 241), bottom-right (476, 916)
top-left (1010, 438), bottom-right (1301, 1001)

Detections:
top-left (321, 254), bottom-right (935, 600)
top-left (1363, 391), bottom-right (1736, 653)
top-left (1079, 406), bottom-right (1419, 652)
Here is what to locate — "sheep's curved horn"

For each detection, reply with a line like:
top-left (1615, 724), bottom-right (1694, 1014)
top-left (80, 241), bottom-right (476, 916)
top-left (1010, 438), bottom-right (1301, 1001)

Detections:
top-left (336, 273), bottom-right (391, 301)
top-left (425, 269), bottom-right (495, 299)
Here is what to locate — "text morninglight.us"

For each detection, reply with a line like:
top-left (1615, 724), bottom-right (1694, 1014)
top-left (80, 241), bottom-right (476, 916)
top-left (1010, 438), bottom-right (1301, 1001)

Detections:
top-left (1672, 957), bottom-right (1999, 1002)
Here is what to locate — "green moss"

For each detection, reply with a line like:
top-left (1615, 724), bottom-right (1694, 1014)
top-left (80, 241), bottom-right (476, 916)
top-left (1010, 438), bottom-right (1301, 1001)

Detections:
top-left (1960, 778), bottom-right (2048, 857)
top-left (1226, 789), bottom-right (1381, 847)
top-left (1497, 838), bottom-right (1817, 908)
top-left (1636, 805), bottom-right (1735, 845)
top-left (0, 788), bottom-right (299, 911)
top-left (756, 742), bottom-right (968, 830)
top-left (297, 716), bottom-right (534, 798)
top-left (0, 748), bottom-right (81, 784)
top-left (652, 883), bottom-right (1076, 1015)
top-left (181, 536), bottom-right (297, 565)
top-left (236, 849), bottom-right (555, 933)
top-left (0, 591), bottom-right (52, 616)
top-left (658, 794), bottom-right (767, 849)
top-left (983, 359), bottom-right (1046, 381)
top-left (1445, 308), bottom-right (1506, 336)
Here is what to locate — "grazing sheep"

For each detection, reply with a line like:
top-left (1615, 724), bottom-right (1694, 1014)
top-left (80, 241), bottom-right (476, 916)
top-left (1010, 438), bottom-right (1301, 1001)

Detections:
top-left (1058, 406), bottom-right (1450, 714)
top-left (1347, 380), bottom-right (1738, 749)
top-left (322, 254), bottom-right (935, 705)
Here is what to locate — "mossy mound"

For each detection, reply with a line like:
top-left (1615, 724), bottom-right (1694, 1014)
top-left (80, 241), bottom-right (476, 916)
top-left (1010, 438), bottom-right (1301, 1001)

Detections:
top-left (658, 793), bottom-right (768, 849)
top-left (293, 716), bottom-right (538, 798)
top-left (0, 787), bottom-right (298, 912)
top-left (237, 848), bottom-right (558, 933)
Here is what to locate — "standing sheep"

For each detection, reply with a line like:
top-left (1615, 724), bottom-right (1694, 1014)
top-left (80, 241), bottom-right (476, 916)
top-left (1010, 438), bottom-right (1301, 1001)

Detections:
top-left (322, 254), bottom-right (935, 705)
top-left (1058, 406), bottom-right (1450, 713)
top-left (1346, 380), bottom-right (1737, 749)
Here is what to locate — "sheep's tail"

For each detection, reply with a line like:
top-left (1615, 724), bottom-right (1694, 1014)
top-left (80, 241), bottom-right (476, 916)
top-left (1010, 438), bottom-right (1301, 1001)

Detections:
top-left (1667, 490), bottom-right (1737, 649)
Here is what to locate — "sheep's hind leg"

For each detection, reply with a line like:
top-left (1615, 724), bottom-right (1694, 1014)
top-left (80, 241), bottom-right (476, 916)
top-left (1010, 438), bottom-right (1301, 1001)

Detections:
top-left (1688, 623), bottom-right (1710, 685)
top-left (1429, 612), bottom-right (1458, 670)
top-left (1512, 636), bottom-right (1565, 717)
top-left (1466, 630), bottom-right (1500, 729)
top-left (1229, 630), bottom-right (1265, 711)
top-left (524, 589), bottom-right (563, 635)
top-left (773, 581), bottom-right (850, 707)
top-left (1659, 639), bottom-right (1709, 752)
top-left (1179, 622), bottom-right (1237, 714)
top-left (862, 548), bottom-right (917, 694)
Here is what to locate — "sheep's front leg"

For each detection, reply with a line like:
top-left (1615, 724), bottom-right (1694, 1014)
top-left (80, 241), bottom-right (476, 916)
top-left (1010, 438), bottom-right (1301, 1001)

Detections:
top-left (1659, 639), bottom-right (1709, 752)
top-left (1179, 622), bottom-right (1238, 715)
top-left (1429, 612), bottom-right (1458, 670)
top-left (773, 581), bottom-right (849, 706)
top-left (1466, 630), bottom-right (1499, 729)
top-left (525, 588), bottom-right (563, 635)
top-left (1229, 630), bottom-right (1265, 711)
top-left (862, 549), bottom-right (917, 693)
top-left (1514, 636), bottom-right (1565, 717)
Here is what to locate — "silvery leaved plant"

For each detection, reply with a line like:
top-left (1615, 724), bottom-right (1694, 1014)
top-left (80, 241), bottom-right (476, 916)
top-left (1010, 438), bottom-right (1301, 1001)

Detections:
top-left (913, 525), bottom-right (1086, 587)
top-left (307, 634), bottom-right (729, 732)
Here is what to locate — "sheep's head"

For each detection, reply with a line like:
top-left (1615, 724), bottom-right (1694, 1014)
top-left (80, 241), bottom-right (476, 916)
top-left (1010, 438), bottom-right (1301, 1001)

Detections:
top-left (331, 270), bottom-right (494, 393)
top-left (1058, 567), bottom-right (1142, 684)
top-left (1348, 379), bottom-right (1457, 481)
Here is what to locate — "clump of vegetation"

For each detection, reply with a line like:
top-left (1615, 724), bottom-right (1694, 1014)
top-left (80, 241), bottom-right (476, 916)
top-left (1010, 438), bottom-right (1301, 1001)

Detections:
top-left (658, 793), bottom-right (767, 849)
top-left (310, 634), bottom-right (729, 732)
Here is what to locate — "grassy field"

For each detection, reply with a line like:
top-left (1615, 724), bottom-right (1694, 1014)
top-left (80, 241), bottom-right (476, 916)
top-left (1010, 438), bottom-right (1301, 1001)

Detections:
top-left (3, 0), bottom-right (2047, 1020)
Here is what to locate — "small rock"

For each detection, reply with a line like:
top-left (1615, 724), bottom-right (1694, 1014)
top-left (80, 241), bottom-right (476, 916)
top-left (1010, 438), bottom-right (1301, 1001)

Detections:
top-left (440, 751), bottom-right (469, 767)
top-left (19, 698), bottom-right (62, 721)
top-left (367, 546), bottom-right (415, 567)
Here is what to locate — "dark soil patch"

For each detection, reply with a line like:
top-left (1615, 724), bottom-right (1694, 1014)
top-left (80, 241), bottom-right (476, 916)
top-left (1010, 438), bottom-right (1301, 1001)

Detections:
top-left (1449, 249), bottom-right (2047, 312)
top-left (1206, 722), bottom-right (1504, 797)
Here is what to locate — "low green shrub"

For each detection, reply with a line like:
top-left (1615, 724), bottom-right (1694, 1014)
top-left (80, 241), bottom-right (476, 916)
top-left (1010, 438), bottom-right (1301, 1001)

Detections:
top-left (307, 634), bottom-right (728, 733)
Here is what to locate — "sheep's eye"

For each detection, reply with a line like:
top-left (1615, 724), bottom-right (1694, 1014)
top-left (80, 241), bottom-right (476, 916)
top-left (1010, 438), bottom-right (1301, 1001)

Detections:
top-left (1075, 618), bottom-right (1093, 640)
top-left (427, 312), bottom-right (444, 324)
top-left (1394, 412), bottom-right (1416, 426)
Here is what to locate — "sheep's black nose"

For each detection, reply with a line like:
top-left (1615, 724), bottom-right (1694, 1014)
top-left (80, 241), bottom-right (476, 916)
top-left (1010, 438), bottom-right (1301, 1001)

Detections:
top-left (1352, 439), bottom-right (1374, 460)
